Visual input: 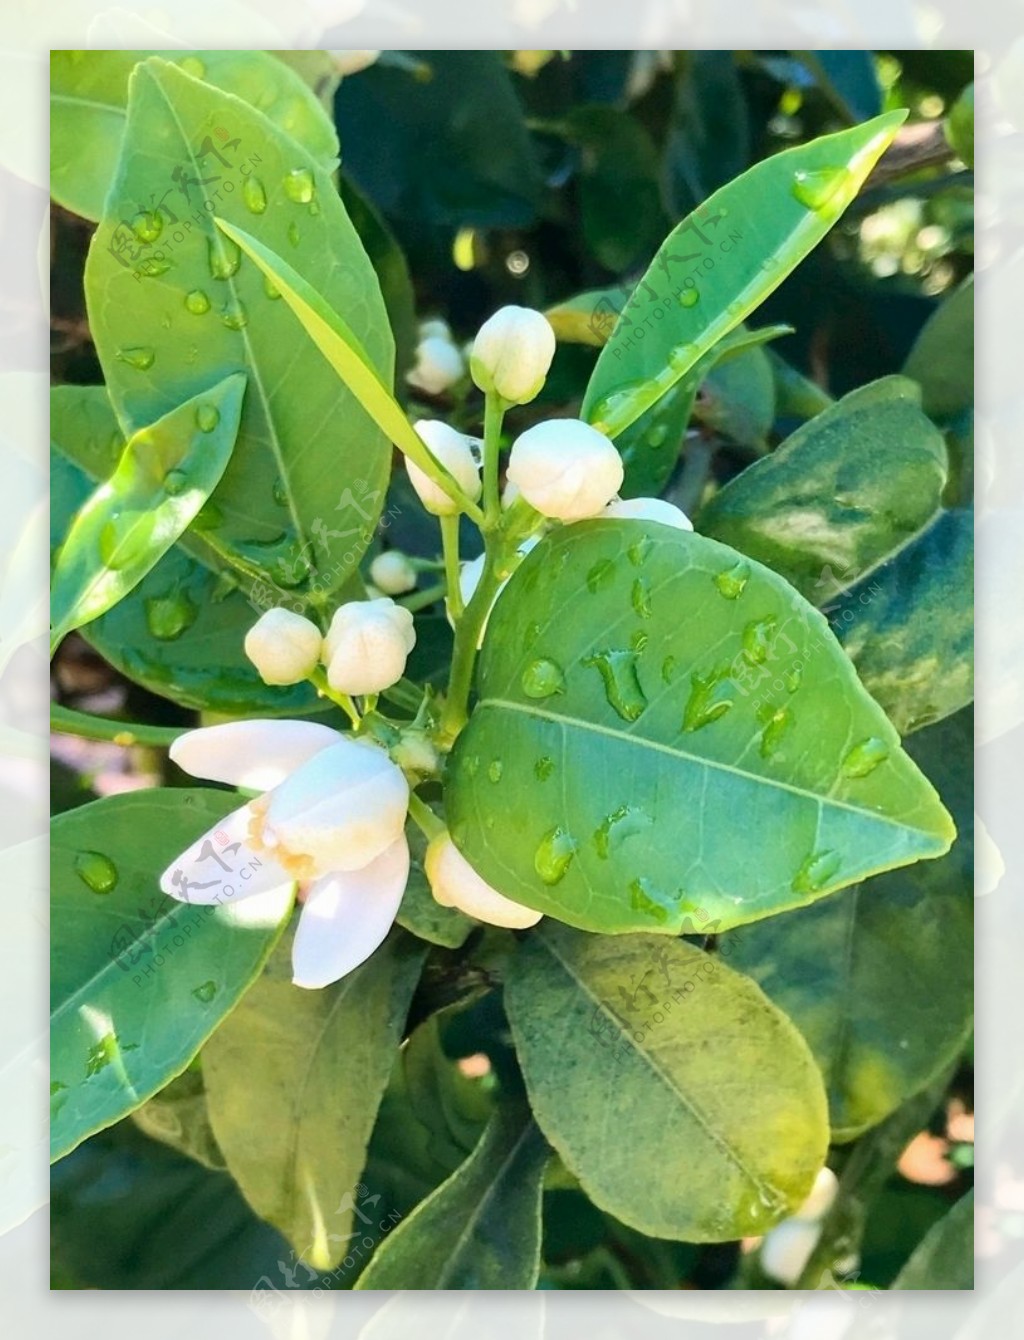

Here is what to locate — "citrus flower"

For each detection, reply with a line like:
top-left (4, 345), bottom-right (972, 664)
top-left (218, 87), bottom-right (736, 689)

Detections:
top-left (324, 597), bottom-right (416, 696)
top-left (470, 305), bottom-right (557, 405)
top-left (506, 419), bottom-right (624, 521)
top-left (406, 318), bottom-right (466, 396)
top-left (407, 419), bottom-right (482, 516)
top-left (425, 832), bottom-right (541, 928)
top-left (369, 550), bottom-right (418, 595)
top-left (243, 607), bottom-right (323, 685)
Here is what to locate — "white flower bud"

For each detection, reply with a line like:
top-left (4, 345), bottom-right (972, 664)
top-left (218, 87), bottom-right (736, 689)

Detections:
top-left (506, 419), bottom-right (624, 522)
top-left (425, 833), bottom-right (542, 928)
top-left (602, 497), bottom-right (693, 530)
top-left (759, 1218), bottom-right (822, 1286)
top-left (369, 550), bottom-right (418, 595)
top-left (407, 420), bottom-right (482, 516)
top-left (243, 608), bottom-right (323, 686)
top-left (418, 317), bottom-right (452, 341)
top-left (329, 50), bottom-right (381, 76)
top-left (406, 335), bottom-right (465, 397)
top-left (253, 738), bottom-right (408, 877)
top-left (792, 1167), bottom-right (839, 1222)
top-left (325, 598), bottom-right (416, 696)
top-left (470, 305), bottom-right (557, 405)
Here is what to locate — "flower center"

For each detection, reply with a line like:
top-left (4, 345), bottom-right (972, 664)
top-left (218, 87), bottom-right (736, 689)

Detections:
top-left (246, 795), bottom-right (317, 881)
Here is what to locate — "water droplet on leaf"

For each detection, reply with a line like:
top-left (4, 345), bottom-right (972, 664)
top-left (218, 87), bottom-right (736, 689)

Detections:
top-left (584, 649), bottom-right (647, 722)
top-left (208, 234), bottom-right (241, 280)
top-left (196, 403), bottom-right (220, 433)
top-left (163, 469), bottom-right (187, 496)
top-left (145, 592), bottom-right (197, 640)
top-left (243, 176), bottom-right (267, 214)
top-left (629, 876), bottom-right (672, 924)
top-left (631, 576), bottom-right (652, 618)
top-left (593, 805), bottom-right (652, 860)
top-left (283, 168), bottom-right (315, 204)
top-left (758, 705), bottom-right (792, 758)
top-left (115, 346), bottom-right (155, 371)
top-left (74, 850), bottom-right (118, 894)
top-left (791, 166), bottom-right (850, 212)
top-left (521, 658), bottom-right (565, 699)
top-left (792, 848), bottom-right (841, 895)
top-left (682, 668), bottom-right (733, 732)
top-left (841, 737), bottom-right (889, 778)
top-left (184, 288), bottom-right (211, 315)
top-left (287, 221), bottom-right (301, 247)
top-left (133, 212), bottom-right (163, 244)
top-left (192, 981), bottom-right (218, 1003)
top-left (534, 756), bottom-right (554, 781)
top-left (487, 760), bottom-right (503, 782)
top-left (627, 536), bottom-right (653, 567)
top-left (679, 286), bottom-right (699, 308)
top-left (742, 616), bottom-right (776, 666)
top-left (586, 558), bottom-right (615, 593)
top-left (535, 827), bottom-right (577, 885)
top-left (179, 55), bottom-right (206, 79)
top-left (221, 301), bottom-right (248, 330)
top-left (714, 561), bottom-right (750, 600)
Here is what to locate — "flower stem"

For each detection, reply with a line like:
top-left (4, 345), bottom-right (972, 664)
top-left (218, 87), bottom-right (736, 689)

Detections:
top-left (50, 703), bottom-right (185, 748)
top-left (436, 536), bottom-right (503, 749)
top-left (400, 580), bottom-right (447, 614)
top-left (309, 667), bottom-right (360, 728)
top-left (482, 391), bottom-right (505, 526)
top-left (440, 514), bottom-right (463, 620)
top-left (408, 790), bottom-right (446, 841)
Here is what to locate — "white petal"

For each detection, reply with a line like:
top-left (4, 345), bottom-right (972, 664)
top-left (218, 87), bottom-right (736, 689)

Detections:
top-left (169, 720), bottom-right (341, 791)
top-left (291, 837), bottom-right (410, 988)
top-left (159, 802), bottom-right (295, 905)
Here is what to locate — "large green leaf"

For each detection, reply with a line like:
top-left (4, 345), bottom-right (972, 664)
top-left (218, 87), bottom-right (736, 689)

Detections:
top-left (355, 1104), bottom-right (548, 1288)
top-left (84, 57), bottom-right (393, 607)
top-left (891, 1189), bottom-right (973, 1289)
top-left (902, 275), bottom-right (974, 422)
top-left (51, 789), bottom-right (293, 1161)
top-left (50, 374), bottom-right (244, 653)
top-left (828, 506), bottom-right (973, 734)
top-left (201, 927), bottom-right (427, 1271)
top-left (725, 709), bottom-right (973, 1141)
top-left (131, 1066), bottom-right (226, 1171)
top-left (505, 924), bottom-right (829, 1240)
top-left (446, 522), bottom-right (954, 935)
top-left (580, 111), bottom-right (905, 439)
top-left (699, 377), bottom-right (949, 602)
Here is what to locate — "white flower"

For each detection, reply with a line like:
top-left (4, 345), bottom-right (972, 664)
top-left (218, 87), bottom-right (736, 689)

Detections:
top-left (425, 833), bottom-right (541, 928)
top-left (506, 419), bottom-right (624, 521)
top-left (243, 608), bottom-right (322, 686)
top-left (407, 420), bottom-right (482, 516)
top-left (601, 497), bottom-right (693, 530)
top-left (406, 332), bottom-right (466, 397)
top-left (161, 722), bottom-right (410, 988)
top-left (369, 550), bottom-right (418, 596)
top-left (470, 305), bottom-right (556, 405)
top-left (329, 50), bottom-right (381, 76)
top-left (792, 1167), bottom-right (839, 1222)
top-left (325, 598), bottom-right (416, 696)
top-left (759, 1218), bottom-right (822, 1286)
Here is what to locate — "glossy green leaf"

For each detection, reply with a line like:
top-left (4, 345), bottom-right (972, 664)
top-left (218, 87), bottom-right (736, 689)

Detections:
top-left (355, 1104), bottom-right (548, 1288)
top-left (829, 506), bottom-right (973, 734)
top-left (50, 374), bottom-right (245, 653)
top-left (699, 377), bottom-right (949, 602)
top-left (725, 709), bottom-right (973, 1141)
top-left (892, 1189), bottom-right (973, 1289)
top-left (505, 923), bottom-right (829, 1240)
top-left (447, 522), bottom-right (954, 935)
top-left (85, 57), bottom-right (393, 607)
top-left (580, 111), bottom-right (906, 439)
top-left (131, 1066), bottom-right (227, 1171)
top-left (903, 275), bottom-right (974, 421)
top-left (50, 48), bottom-right (338, 222)
top-left (694, 343), bottom-right (775, 449)
top-left (202, 927), bottom-right (427, 1271)
top-left (51, 789), bottom-right (293, 1161)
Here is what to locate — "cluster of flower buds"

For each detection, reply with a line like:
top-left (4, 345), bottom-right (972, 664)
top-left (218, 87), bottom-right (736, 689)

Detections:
top-left (406, 317), bottom-right (466, 397)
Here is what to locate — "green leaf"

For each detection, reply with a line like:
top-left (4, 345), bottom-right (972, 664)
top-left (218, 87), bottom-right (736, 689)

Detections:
top-left (355, 1104), bottom-right (548, 1288)
top-left (50, 49), bottom-right (339, 222)
top-left (339, 172), bottom-right (417, 379)
top-left (694, 343), bottom-right (775, 450)
top-left (201, 927), bottom-right (427, 1270)
top-left (903, 275), bottom-right (974, 421)
top-left (446, 522), bottom-right (954, 935)
top-left (580, 111), bottom-right (906, 439)
top-left (828, 507), bottom-right (973, 734)
top-left (799, 51), bottom-right (883, 124)
top-left (666, 52), bottom-right (749, 212)
top-left (699, 377), bottom-right (949, 602)
top-left (504, 923), bottom-right (829, 1240)
top-left (51, 789), bottom-right (293, 1161)
top-left (725, 709), bottom-right (973, 1141)
top-left (131, 1066), bottom-right (227, 1171)
top-left (84, 57), bottom-right (394, 607)
top-left (945, 81), bottom-right (974, 168)
top-left (50, 374), bottom-right (245, 653)
top-left (892, 1189), bottom-right (973, 1289)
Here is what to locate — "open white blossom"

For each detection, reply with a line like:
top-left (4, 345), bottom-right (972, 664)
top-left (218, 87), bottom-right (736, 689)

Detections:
top-left (426, 832), bottom-right (541, 928)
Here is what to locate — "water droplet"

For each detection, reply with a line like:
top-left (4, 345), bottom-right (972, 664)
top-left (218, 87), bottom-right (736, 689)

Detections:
top-left (785, 665), bottom-right (803, 693)
top-left (589, 383), bottom-right (645, 433)
top-left (841, 737), bottom-right (889, 779)
top-left (287, 221), bottom-right (301, 247)
top-left (163, 469), bottom-right (187, 496)
top-left (243, 175), bottom-right (267, 214)
top-left (271, 543), bottom-right (312, 589)
top-left (221, 300), bottom-right (248, 331)
top-left (682, 668), bottom-right (733, 732)
top-left (662, 655), bottom-right (678, 684)
top-left (584, 649), bottom-right (648, 722)
top-left (629, 877), bottom-right (672, 924)
top-left (196, 403), bottom-right (220, 433)
top-left (631, 576), bottom-right (652, 618)
top-left (184, 288), bottom-right (211, 315)
top-left (138, 254), bottom-right (173, 277)
top-left (115, 346), bottom-right (155, 371)
top-left (179, 55), bottom-right (206, 79)
top-left (679, 286), bottom-right (700, 308)
top-left (627, 536), bottom-right (653, 567)
top-left (647, 424), bottom-right (669, 448)
top-left (791, 166), bottom-right (851, 212)
top-left (523, 621), bottom-right (541, 650)
top-left (629, 629), bottom-right (648, 653)
top-left (145, 592), bottom-right (198, 640)
top-left (586, 558), bottom-right (615, 594)
top-left (742, 616), bottom-right (776, 666)
top-left (535, 827), bottom-right (577, 885)
top-left (308, 199), bottom-right (322, 217)
top-left (192, 981), bottom-right (218, 1003)
top-left (594, 805), bottom-right (652, 860)
top-left (85, 1033), bottom-right (118, 1077)
top-left (714, 560), bottom-right (750, 600)
top-left (264, 274), bottom-right (282, 300)
top-left (487, 760), bottom-right (503, 782)
top-left (521, 658), bottom-right (565, 699)
top-left (133, 211), bottom-right (163, 244)
top-left (534, 756), bottom-right (554, 781)
top-left (283, 167), bottom-right (316, 204)
top-left (272, 478), bottom-right (288, 506)
top-left (758, 705), bottom-right (792, 758)
top-left (208, 234), bottom-right (241, 280)
top-left (74, 850), bottom-right (118, 895)
top-left (792, 848), bottom-right (841, 895)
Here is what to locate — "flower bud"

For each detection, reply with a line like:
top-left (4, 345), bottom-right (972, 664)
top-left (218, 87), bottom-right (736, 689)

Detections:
top-left (325, 597), bottom-right (416, 696)
top-left (406, 335), bottom-right (465, 397)
top-left (602, 497), bottom-right (693, 530)
top-left (329, 50), bottom-right (381, 76)
top-left (506, 419), bottom-right (624, 522)
top-left (792, 1167), bottom-right (838, 1223)
top-left (425, 833), bottom-right (542, 928)
top-left (759, 1218), bottom-right (822, 1286)
top-left (407, 420), bottom-right (482, 516)
top-left (369, 550), bottom-right (418, 595)
top-left (470, 305), bottom-right (557, 405)
top-left (243, 608), bottom-right (323, 686)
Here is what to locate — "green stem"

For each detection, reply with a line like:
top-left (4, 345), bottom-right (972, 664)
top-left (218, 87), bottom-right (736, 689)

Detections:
top-left (380, 678), bottom-right (427, 714)
top-left (399, 581), bottom-right (447, 614)
top-left (51, 703), bottom-right (186, 747)
top-left (482, 391), bottom-right (505, 526)
top-left (437, 537), bottom-right (503, 749)
top-left (440, 514), bottom-right (464, 620)
top-left (408, 790), bottom-right (446, 841)
top-left (309, 667), bottom-right (360, 728)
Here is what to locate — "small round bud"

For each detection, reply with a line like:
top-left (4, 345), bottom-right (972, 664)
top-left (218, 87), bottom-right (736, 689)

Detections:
top-left (792, 1167), bottom-right (838, 1223)
top-left (407, 420), bottom-right (482, 516)
top-left (760, 1218), bottom-right (822, 1286)
top-left (425, 833), bottom-right (542, 928)
top-left (324, 598), bottom-right (416, 696)
top-left (470, 305), bottom-right (556, 405)
top-left (506, 419), bottom-right (624, 522)
top-left (602, 497), bottom-right (693, 530)
top-left (369, 550), bottom-right (418, 595)
top-left (406, 335), bottom-right (465, 397)
top-left (418, 317), bottom-right (452, 341)
top-left (243, 608), bottom-right (323, 686)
